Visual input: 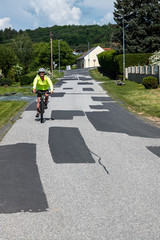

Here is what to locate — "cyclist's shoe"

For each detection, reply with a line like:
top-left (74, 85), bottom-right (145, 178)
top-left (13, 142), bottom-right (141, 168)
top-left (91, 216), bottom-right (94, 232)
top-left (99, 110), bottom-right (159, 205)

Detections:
top-left (36, 113), bottom-right (39, 117)
top-left (44, 103), bottom-right (48, 109)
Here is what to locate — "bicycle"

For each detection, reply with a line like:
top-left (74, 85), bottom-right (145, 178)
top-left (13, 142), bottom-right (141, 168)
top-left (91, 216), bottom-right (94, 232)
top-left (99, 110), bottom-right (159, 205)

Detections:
top-left (36, 90), bottom-right (50, 123)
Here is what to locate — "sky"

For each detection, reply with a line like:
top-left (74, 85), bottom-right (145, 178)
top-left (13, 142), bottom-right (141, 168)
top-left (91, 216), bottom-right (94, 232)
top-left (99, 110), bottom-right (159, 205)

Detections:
top-left (0, 0), bottom-right (115, 31)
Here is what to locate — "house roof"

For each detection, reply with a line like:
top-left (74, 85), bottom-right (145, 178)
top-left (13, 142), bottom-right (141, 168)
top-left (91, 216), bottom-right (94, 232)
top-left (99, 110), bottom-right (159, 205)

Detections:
top-left (76, 47), bottom-right (97, 60)
top-left (103, 48), bottom-right (112, 51)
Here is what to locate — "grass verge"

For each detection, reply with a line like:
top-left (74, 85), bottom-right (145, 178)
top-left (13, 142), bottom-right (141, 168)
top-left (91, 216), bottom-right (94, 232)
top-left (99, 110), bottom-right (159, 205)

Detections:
top-left (0, 86), bottom-right (32, 95)
top-left (90, 68), bottom-right (160, 123)
top-left (0, 101), bottom-right (27, 129)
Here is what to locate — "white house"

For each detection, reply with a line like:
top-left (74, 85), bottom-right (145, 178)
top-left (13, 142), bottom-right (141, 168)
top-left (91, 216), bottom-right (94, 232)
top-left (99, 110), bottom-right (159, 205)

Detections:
top-left (76, 46), bottom-right (105, 69)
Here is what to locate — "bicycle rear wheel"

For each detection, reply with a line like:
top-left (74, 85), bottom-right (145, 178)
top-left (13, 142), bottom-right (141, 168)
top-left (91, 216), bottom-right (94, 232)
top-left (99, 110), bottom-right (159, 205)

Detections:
top-left (40, 100), bottom-right (44, 123)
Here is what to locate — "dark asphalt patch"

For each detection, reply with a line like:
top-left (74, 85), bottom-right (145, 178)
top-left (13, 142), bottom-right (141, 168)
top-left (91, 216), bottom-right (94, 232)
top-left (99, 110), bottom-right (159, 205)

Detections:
top-left (49, 127), bottom-right (95, 164)
top-left (91, 96), bottom-right (112, 101)
top-left (51, 110), bottom-right (85, 120)
top-left (79, 77), bottom-right (92, 81)
top-left (89, 104), bottom-right (108, 109)
top-left (147, 146), bottom-right (160, 157)
top-left (63, 88), bottom-right (73, 90)
top-left (54, 79), bottom-right (67, 88)
top-left (25, 102), bottom-right (37, 111)
top-left (89, 102), bottom-right (116, 109)
top-left (78, 82), bottom-right (93, 85)
top-left (0, 143), bottom-right (48, 214)
top-left (83, 88), bottom-right (94, 91)
top-left (62, 78), bottom-right (77, 81)
top-left (50, 92), bottom-right (65, 97)
top-left (86, 104), bottom-right (160, 138)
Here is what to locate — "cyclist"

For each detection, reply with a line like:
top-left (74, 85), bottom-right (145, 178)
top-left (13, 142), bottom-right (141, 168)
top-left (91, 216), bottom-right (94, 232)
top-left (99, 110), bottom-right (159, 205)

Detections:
top-left (33, 68), bottom-right (53, 117)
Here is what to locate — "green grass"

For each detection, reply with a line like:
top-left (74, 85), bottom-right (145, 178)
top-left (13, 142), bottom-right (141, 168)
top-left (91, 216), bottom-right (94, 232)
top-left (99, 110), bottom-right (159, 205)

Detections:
top-left (0, 86), bottom-right (32, 95)
top-left (90, 68), bottom-right (160, 119)
top-left (52, 70), bottom-right (64, 84)
top-left (0, 101), bottom-right (27, 129)
top-left (89, 68), bottom-right (111, 82)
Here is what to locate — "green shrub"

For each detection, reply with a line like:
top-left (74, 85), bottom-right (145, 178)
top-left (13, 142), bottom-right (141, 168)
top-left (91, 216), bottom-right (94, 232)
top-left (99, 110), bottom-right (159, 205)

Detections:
top-left (142, 76), bottom-right (159, 89)
top-left (0, 78), bottom-right (12, 86)
top-left (20, 75), bottom-right (32, 85)
top-left (118, 75), bottom-right (123, 80)
top-left (20, 71), bottom-right (37, 86)
top-left (98, 50), bottom-right (119, 76)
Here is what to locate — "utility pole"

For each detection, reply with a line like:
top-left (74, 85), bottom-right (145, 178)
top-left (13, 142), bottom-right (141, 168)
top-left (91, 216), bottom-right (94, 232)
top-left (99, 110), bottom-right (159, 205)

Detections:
top-left (123, 18), bottom-right (125, 81)
top-left (86, 41), bottom-right (90, 68)
top-left (58, 39), bottom-right (62, 77)
top-left (50, 32), bottom-right (53, 75)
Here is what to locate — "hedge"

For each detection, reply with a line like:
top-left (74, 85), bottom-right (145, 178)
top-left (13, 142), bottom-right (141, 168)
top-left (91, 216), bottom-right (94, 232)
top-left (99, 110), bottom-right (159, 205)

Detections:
top-left (98, 51), bottom-right (152, 75)
top-left (115, 53), bottom-right (152, 74)
top-left (98, 50), bottom-right (119, 76)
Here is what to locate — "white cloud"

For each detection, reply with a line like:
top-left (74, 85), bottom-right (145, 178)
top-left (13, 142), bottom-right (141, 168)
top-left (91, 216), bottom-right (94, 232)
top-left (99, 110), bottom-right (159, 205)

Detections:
top-left (75, 0), bottom-right (115, 25)
top-left (26, 0), bottom-right (82, 26)
top-left (78, 0), bottom-right (114, 11)
top-left (99, 12), bottom-right (114, 25)
top-left (0, 17), bottom-right (12, 30)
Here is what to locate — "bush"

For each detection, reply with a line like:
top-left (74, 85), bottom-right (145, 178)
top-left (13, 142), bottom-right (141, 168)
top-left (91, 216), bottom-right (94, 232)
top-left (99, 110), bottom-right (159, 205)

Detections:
top-left (142, 76), bottom-right (159, 89)
top-left (0, 78), bottom-right (12, 86)
top-left (98, 50), bottom-right (119, 77)
top-left (20, 71), bottom-right (37, 86)
top-left (20, 75), bottom-right (32, 85)
top-left (118, 75), bottom-right (123, 80)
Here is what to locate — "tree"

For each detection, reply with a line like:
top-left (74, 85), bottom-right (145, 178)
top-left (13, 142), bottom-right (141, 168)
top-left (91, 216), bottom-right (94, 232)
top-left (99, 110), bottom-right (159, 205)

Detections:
top-left (54, 40), bottom-right (75, 67)
top-left (0, 44), bottom-right (17, 77)
top-left (149, 51), bottom-right (160, 65)
top-left (112, 0), bottom-right (160, 53)
top-left (11, 33), bottom-right (33, 72)
top-left (33, 40), bottom-right (75, 69)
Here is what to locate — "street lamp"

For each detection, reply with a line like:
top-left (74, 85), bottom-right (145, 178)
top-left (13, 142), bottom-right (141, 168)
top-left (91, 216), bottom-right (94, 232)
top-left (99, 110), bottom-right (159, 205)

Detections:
top-left (50, 32), bottom-right (53, 75)
top-left (122, 18), bottom-right (125, 81)
top-left (58, 39), bottom-right (62, 77)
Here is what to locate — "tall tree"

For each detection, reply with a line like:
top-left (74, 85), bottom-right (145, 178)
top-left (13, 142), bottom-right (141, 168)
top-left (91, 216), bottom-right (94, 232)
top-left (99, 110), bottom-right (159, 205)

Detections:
top-left (33, 40), bottom-right (75, 69)
top-left (0, 44), bottom-right (17, 77)
top-left (112, 0), bottom-right (160, 53)
top-left (11, 33), bottom-right (33, 72)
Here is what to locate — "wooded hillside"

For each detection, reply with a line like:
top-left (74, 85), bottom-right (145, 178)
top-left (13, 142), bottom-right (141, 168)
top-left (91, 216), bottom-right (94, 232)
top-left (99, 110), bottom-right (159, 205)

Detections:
top-left (0, 24), bottom-right (115, 52)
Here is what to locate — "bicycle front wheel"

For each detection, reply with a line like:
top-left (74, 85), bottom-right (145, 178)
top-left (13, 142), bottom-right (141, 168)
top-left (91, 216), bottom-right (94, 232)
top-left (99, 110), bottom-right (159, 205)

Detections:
top-left (40, 100), bottom-right (44, 123)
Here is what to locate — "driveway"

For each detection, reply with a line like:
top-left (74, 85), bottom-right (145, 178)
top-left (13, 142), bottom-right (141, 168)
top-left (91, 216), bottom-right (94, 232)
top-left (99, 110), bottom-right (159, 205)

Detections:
top-left (0, 68), bottom-right (160, 240)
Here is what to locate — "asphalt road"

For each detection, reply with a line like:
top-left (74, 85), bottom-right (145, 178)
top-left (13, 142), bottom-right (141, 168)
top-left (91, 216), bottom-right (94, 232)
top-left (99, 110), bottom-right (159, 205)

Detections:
top-left (0, 68), bottom-right (160, 240)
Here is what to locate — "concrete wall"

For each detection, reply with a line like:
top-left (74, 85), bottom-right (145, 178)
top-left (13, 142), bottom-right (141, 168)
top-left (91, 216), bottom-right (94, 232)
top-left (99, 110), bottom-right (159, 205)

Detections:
top-left (125, 65), bottom-right (160, 84)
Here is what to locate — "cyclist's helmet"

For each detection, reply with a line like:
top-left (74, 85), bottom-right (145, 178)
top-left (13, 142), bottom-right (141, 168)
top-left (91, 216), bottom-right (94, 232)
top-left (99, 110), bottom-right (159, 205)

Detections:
top-left (38, 68), bottom-right (45, 73)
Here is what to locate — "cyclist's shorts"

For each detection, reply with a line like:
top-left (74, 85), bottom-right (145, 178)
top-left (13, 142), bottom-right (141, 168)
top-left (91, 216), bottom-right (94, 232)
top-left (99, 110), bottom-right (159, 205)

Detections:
top-left (37, 89), bottom-right (49, 97)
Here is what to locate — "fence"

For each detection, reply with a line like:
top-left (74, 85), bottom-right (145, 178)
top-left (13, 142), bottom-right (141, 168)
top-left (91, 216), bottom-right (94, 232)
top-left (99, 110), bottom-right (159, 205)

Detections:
top-left (125, 65), bottom-right (160, 84)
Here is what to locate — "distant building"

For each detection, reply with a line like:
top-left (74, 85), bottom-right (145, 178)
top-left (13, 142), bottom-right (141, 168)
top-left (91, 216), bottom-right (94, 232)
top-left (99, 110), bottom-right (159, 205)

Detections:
top-left (72, 50), bottom-right (82, 56)
top-left (103, 48), bottom-right (112, 51)
top-left (76, 46), bottom-right (105, 69)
